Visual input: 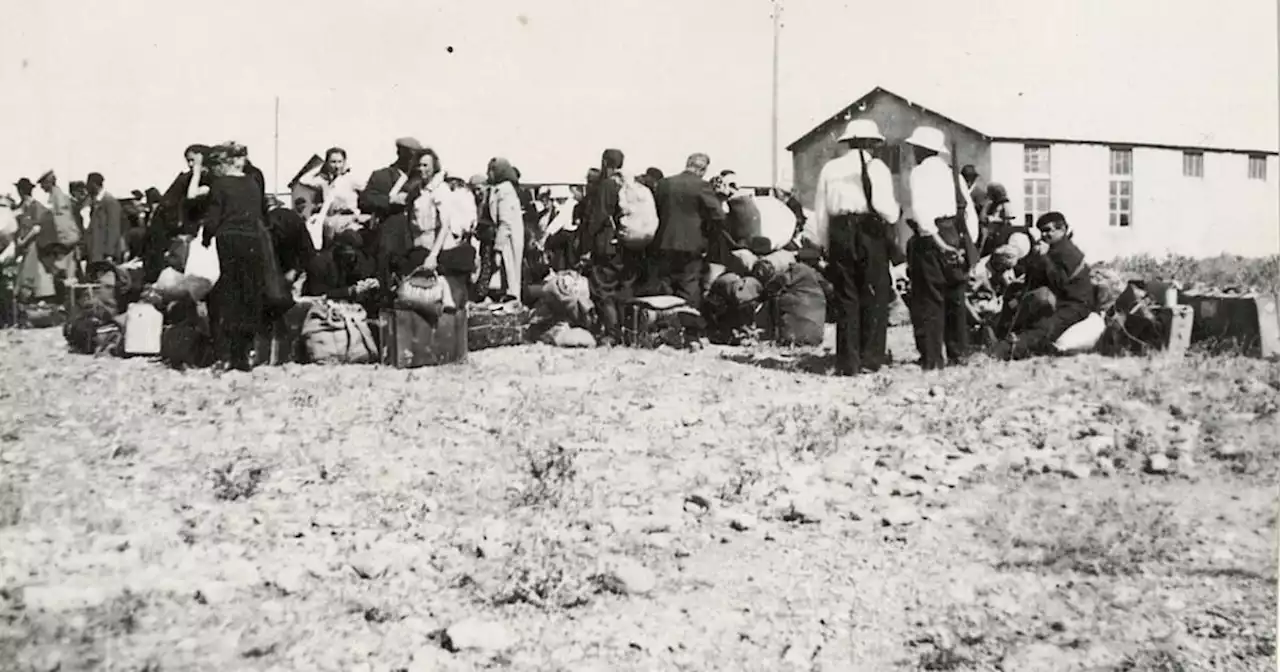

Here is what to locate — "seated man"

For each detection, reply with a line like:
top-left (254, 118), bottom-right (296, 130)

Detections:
top-left (302, 229), bottom-right (380, 309)
top-left (990, 212), bottom-right (1093, 360)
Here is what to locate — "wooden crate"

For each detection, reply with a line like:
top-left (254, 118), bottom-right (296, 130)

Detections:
top-left (1178, 291), bottom-right (1280, 358)
top-left (379, 307), bottom-right (468, 369)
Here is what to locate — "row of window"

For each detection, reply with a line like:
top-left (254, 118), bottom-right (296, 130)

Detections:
top-left (1024, 145), bottom-right (1268, 180)
top-left (1021, 146), bottom-right (1270, 229)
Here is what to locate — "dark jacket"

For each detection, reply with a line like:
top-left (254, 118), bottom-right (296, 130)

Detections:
top-left (360, 163), bottom-right (421, 282)
top-left (580, 175), bottom-right (621, 258)
top-left (654, 170), bottom-right (723, 254)
top-left (85, 193), bottom-right (124, 263)
top-left (1027, 237), bottom-right (1092, 311)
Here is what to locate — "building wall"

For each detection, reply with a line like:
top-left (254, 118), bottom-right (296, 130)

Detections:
top-left (989, 141), bottom-right (1280, 260)
top-left (789, 90), bottom-right (991, 212)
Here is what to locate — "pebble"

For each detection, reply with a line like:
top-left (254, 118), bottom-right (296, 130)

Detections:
top-left (272, 566), bottom-right (308, 595)
top-left (599, 556), bottom-right (657, 595)
top-left (726, 511), bottom-right (758, 531)
top-left (442, 618), bottom-right (515, 653)
top-left (782, 496), bottom-right (824, 524)
top-left (1212, 443), bottom-right (1245, 458)
top-left (1144, 453), bottom-right (1172, 475)
top-left (881, 504), bottom-right (919, 527)
top-left (1060, 462), bottom-right (1092, 480)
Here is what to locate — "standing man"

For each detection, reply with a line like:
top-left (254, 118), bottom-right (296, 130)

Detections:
top-left (905, 126), bottom-right (978, 370)
top-left (652, 153), bottom-right (722, 308)
top-left (808, 119), bottom-right (901, 375)
top-left (36, 170), bottom-right (82, 291)
top-left (360, 137), bottom-right (423, 287)
top-left (85, 172), bottom-right (124, 263)
top-left (580, 149), bottom-right (637, 345)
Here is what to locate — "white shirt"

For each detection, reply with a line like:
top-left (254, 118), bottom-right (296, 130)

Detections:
top-left (908, 156), bottom-right (977, 239)
top-left (298, 168), bottom-right (367, 214)
top-left (807, 149), bottom-right (900, 251)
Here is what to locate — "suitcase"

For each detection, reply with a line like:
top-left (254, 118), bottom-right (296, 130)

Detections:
top-left (1178, 290), bottom-right (1280, 358)
top-left (621, 295), bottom-right (703, 348)
top-left (379, 306), bottom-right (468, 368)
top-left (123, 302), bottom-right (163, 355)
top-left (1158, 305), bottom-right (1193, 356)
top-left (467, 303), bottom-right (532, 351)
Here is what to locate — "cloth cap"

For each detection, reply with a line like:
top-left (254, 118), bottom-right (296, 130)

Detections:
top-left (395, 137), bottom-right (424, 151)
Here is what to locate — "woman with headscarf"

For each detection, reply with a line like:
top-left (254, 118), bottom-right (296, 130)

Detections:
top-left (485, 157), bottom-right (525, 303)
top-left (200, 142), bottom-right (275, 371)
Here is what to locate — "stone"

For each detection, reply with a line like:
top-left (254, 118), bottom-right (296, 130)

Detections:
top-left (726, 511), bottom-right (758, 532)
top-left (1145, 453), bottom-right (1172, 475)
top-left (881, 505), bottom-right (919, 527)
top-left (782, 496), bottom-right (824, 524)
top-left (442, 618), bottom-right (515, 653)
top-left (599, 557), bottom-right (657, 595)
top-left (351, 554), bottom-right (393, 580)
top-left (684, 492), bottom-right (714, 514)
top-left (901, 463), bottom-right (930, 482)
top-left (272, 566), bottom-right (308, 595)
top-left (1083, 435), bottom-right (1116, 456)
top-left (1110, 585), bottom-right (1142, 609)
top-left (1060, 462), bottom-right (1092, 480)
top-left (1212, 442), bottom-right (1245, 459)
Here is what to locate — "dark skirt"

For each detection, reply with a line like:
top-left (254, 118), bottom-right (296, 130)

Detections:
top-left (210, 224), bottom-right (268, 338)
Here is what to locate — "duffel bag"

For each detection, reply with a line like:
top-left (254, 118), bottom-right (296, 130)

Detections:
top-left (300, 300), bottom-right (377, 364)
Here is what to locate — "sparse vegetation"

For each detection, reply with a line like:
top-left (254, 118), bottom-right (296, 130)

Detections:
top-left (1098, 253), bottom-right (1280, 293)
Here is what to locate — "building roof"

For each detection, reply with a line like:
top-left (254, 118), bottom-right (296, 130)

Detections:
top-left (785, 87), bottom-right (990, 152)
top-left (790, 85), bottom-right (1280, 156)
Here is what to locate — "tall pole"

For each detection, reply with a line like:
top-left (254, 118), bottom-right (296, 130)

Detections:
top-left (273, 96), bottom-right (280, 197)
top-left (770, 0), bottom-right (781, 192)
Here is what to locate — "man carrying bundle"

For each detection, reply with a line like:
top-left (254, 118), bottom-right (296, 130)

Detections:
top-left (807, 118), bottom-right (901, 375)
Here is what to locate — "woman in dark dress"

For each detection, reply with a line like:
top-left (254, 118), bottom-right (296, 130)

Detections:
top-left (201, 143), bottom-right (273, 371)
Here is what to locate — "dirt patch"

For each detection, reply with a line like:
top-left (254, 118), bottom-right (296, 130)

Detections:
top-left (0, 327), bottom-right (1276, 670)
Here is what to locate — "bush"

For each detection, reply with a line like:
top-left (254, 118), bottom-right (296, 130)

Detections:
top-left (1097, 254), bottom-right (1280, 293)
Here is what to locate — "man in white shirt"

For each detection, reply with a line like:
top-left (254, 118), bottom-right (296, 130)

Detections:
top-left (808, 118), bottom-right (901, 375)
top-left (904, 126), bottom-right (978, 370)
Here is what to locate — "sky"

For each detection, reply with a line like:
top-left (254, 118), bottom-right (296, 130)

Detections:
top-left (2, 0), bottom-right (1277, 194)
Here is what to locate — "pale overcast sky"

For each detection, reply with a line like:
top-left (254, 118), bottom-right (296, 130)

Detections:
top-left (2, 0), bottom-right (1276, 192)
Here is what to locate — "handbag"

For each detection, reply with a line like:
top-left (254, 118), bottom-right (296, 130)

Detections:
top-left (396, 272), bottom-right (454, 317)
top-left (437, 236), bottom-right (477, 275)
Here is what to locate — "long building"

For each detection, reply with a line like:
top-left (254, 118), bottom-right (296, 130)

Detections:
top-left (787, 86), bottom-right (1280, 259)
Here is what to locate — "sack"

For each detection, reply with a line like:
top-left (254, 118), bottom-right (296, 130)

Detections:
top-left (161, 322), bottom-right (215, 368)
top-left (1053, 312), bottom-right (1106, 354)
top-left (766, 263), bottom-right (827, 346)
top-left (541, 270), bottom-right (594, 328)
top-left (301, 300), bottom-right (377, 364)
top-left (184, 228), bottom-right (220, 297)
top-left (539, 322), bottom-right (597, 348)
top-left (614, 173), bottom-right (659, 250)
top-left (755, 197), bottom-right (799, 251)
top-left (438, 240), bottom-right (477, 275)
top-left (380, 306), bottom-right (468, 368)
top-left (752, 249), bottom-right (797, 283)
top-left (64, 305), bottom-right (121, 356)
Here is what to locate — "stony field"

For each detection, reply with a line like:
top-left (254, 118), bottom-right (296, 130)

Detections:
top-left (0, 324), bottom-right (1277, 671)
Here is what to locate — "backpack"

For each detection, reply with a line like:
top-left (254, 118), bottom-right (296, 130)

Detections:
top-left (613, 173), bottom-right (659, 250)
top-left (300, 300), bottom-right (377, 364)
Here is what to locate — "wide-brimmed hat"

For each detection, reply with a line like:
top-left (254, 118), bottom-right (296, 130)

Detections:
top-left (547, 185), bottom-right (573, 200)
top-left (37, 170), bottom-right (55, 183)
top-left (904, 126), bottom-right (949, 154)
top-left (837, 118), bottom-right (885, 143)
top-left (14, 178), bottom-right (34, 191)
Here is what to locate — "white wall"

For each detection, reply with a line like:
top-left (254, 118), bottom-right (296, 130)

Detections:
top-left (990, 141), bottom-right (1280, 260)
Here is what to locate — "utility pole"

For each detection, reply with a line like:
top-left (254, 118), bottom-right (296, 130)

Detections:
top-left (273, 96), bottom-right (280, 197)
top-left (771, 0), bottom-right (781, 192)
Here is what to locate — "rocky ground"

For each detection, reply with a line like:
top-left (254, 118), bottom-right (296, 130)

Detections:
top-left (0, 325), bottom-right (1276, 671)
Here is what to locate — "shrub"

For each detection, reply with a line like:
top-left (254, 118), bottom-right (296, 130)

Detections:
top-left (1097, 254), bottom-right (1280, 293)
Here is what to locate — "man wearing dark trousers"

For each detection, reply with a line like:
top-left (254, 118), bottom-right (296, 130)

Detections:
top-left (580, 149), bottom-right (640, 345)
top-left (652, 152), bottom-right (722, 308)
top-left (808, 119), bottom-right (901, 375)
top-left (904, 126), bottom-right (978, 371)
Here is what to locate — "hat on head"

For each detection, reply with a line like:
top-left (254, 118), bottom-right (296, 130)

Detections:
top-left (838, 118), bottom-right (885, 143)
top-left (468, 173), bottom-right (488, 187)
top-left (395, 137), bottom-right (424, 151)
top-left (14, 178), bottom-right (34, 191)
top-left (548, 185), bottom-right (573, 200)
top-left (37, 170), bottom-right (55, 183)
top-left (904, 126), bottom-right (949, 155)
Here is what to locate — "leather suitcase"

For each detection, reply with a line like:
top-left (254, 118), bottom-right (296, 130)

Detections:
top-left (1178, 290), bottom-right (1280, 358)
top-left (379, 306), bottom-right (468, 368)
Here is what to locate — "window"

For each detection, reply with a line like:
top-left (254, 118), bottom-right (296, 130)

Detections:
top-left (1024, 179), bottom-right (1051, 224)
top-left (1024, 145), bottom-right (1051, 174)
top-left (1109, 180), bottom-right (1132, 228)
top-left (1182, 151), bottom-right (1203, 178)
top-left (1249, 155), bottom-right (1267, 180)
top-left (1110, 147), bottom-right (1133, 176)
top-left (1109, 147), bottom-right (1133, 228)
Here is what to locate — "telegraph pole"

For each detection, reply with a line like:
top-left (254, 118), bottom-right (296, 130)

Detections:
top-left (771, 0), bottom-right (781, 191)
top-left (273, 96), bottom-right (280, 197)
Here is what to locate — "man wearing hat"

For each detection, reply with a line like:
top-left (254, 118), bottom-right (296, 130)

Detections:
top-left (359, 137), bottom-right (425, 287)
top-left (84, 172), bottom-right (125, 264)
top-left (809, 118), bottom-right (901, 375)
top-left (904, 125), bottom-right (979, 370)
top-left (34, 170), bottom-right (82, 292)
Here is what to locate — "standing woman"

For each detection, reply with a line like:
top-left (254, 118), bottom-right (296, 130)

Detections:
top-left (201, 143), bottom-right (272, 372)
top-left (485, 158), bottom-right (524, 303)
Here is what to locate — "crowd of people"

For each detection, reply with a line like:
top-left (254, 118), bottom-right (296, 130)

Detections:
top-left (0, 118), bottom-right (1100, 373)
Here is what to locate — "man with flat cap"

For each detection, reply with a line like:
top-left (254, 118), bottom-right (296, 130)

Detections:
top-left (360, 136), bottom-right (424, 289)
